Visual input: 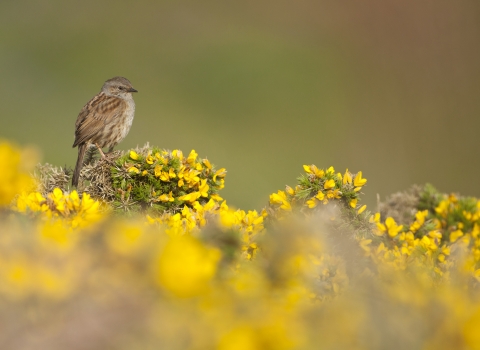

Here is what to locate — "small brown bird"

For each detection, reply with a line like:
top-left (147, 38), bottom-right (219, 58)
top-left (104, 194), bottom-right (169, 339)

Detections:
top-left (72, 76), bottom-right (138, 187)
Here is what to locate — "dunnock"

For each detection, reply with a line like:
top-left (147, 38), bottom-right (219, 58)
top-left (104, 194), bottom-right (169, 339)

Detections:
top-left (72, 76), bottom-right (138, 187)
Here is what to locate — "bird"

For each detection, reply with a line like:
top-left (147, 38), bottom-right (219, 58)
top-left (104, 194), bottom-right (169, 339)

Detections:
top-left (72, 76), bottom-right (138, 187)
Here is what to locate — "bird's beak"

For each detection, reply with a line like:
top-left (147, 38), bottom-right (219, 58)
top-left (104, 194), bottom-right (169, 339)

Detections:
top-left (128, 87), bottom-right (138, 93)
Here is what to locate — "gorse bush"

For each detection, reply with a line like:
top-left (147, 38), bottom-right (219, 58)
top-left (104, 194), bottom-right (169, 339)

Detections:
top-left (111, 147), bottom-right (226, 215)
top-left (57, 144), bottom-right (226, 216)
top-left (3, 139), bottom-right (480, 349)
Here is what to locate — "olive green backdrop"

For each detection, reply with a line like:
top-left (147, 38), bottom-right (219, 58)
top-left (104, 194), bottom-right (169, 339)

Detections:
top-left (1, 1), bottom-right (479, 210)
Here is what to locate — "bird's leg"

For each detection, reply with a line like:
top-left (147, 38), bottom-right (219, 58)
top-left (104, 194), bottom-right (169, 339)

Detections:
top-left (96, 144), bottom-right (116, 165)
top-left (95, 143), bottom-right (107, 159)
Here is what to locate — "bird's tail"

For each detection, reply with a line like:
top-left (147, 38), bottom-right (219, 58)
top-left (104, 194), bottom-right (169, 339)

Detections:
top-left (72, 144), bottom-right (87, 187)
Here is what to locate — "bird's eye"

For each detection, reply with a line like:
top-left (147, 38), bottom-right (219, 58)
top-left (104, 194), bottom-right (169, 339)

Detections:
top-left (118, 86), bottom-right (124, 90)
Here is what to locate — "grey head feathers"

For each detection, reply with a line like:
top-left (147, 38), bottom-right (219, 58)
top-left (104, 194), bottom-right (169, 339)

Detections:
top-left (102, 76), bottom-right (138, 97)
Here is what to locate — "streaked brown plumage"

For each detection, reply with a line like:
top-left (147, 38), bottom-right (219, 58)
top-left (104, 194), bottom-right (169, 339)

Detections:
top-left (72, 76), bottom-right (138, 187)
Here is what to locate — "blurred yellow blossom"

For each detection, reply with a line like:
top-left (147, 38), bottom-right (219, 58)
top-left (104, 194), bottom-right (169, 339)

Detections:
top-left (155, 236), bottom-right (221, 297)
top-left (0, 141), bottom-right (36, 206)
top-left (358, 205), bottom-right (367, 214)
top-left (350, 198), bottom-right (358, 208)
top-left (384, 217), bottom-right (403, 238)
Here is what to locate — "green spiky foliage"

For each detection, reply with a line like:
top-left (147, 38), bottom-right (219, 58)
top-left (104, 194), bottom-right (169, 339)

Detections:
top-left (110, 146), bottom-right (226, 215)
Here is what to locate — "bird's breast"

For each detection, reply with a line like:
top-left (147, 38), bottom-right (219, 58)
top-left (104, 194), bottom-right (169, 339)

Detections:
top-left (120, 99), bottom-right (136, 138)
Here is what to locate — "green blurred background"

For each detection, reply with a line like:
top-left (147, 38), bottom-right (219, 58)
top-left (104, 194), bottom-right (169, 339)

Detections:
top-left (1, 1), bottom-right (479, 210)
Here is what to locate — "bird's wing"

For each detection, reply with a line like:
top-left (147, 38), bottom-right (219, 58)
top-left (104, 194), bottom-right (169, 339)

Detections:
top-left (72, 93), bottom-right (126, 147)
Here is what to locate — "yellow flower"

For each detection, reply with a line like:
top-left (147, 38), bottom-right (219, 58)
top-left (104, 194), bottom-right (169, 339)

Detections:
top-left (343, 169), bottom-right (352, 185)
top-left (303, 164), bottom-right (325, 178)
top-left (154, 165), bottom-right (163, 177)
top-left (450, 229), bottom-right (463, 243)
top-left (213, 168), bottom-right (227, 182)
top-left (315, 191), bottom-right (325, 201)
top-left (159, 191), bottom-right (175, 202)
top-left (179, 192), bottom-right (201, 203)
top-left (324, 179), bottom-right (335, 190)
top-left (168, 168), bottom-right (176, 179)
top-left (354, 171), bottom-right (367, 187)
top-left (160, 171), bottom-right (170, 182)
top-left (385, 217), bottom-right (403, 238)
top-left (129, 150), bottom-right (139, 160)
top-left (314, 166), bottom-right (326, 177)
top-left (420, 236), bottom-right (438, 251)
top-left (210, 194), bottom-right (223, 202)
top-left (187, 150), bottom-right (198, 164)
top-left (142, 170), bottom-right (148, 176)
top-left (198, 179), bottom-right (209, 197)
top-left (159, 155), bottom-right (168, 165)
top-left (410, 210), bottom-right (428, 232)
top-left (285, 186), bottom-right (295, 196)
top-left (472, 223), bottom-right (480, 239)
top-left (326, 189), bottom-right (341, 199)
top-left (128, 166), bottom-right (140, 174)
top-left (350, 198), bottom-right (357, 208)
top-left (370, 212), bottom-right (381, 223)
top-left (203, 159), bottom-right (212, 169)
top-left (374, 219), bottom-right (386, 236)
top-left (306, 198), bottom-right (317, 208)
top-left (184, 169), bottom-right (200, 186)
top-left (146, 154), bottom-right (155, 164)
top-left (435, 199), bottom-right (449, 217)
top-left (172, 149), bottom-right (183, 160)
top-left (441, 245), bottom-right (450, 256)
top-left (270, 191), bottom-right (286, 205)
top-left (326, 166), bottom-right (335, 175)
top-left (357, 205), bottom-right (367, 214)
top-left (269, 190), bottom-right (292, 211)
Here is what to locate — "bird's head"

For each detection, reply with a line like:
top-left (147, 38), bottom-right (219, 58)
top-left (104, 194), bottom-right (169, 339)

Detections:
top-left (102, 76), bottom-right (138, 99)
